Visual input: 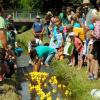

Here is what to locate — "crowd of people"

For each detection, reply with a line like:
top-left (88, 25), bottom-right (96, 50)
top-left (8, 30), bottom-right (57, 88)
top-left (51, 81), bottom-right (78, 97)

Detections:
top-left (29, 3), bottom-right (100, 80)
top-left (0, 2), bottom-right (100, 82)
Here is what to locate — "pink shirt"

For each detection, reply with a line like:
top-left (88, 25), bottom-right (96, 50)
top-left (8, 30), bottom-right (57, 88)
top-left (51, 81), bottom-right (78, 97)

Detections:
top-left (74, 37), bottom-right (83, 53)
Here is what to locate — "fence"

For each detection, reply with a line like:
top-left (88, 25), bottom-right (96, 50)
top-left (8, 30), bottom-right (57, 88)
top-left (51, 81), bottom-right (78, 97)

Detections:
top-left (5, 10), bottom-right (44, 22)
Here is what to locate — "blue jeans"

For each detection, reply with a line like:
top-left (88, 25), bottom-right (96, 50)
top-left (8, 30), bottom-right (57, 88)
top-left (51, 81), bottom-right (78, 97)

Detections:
top-left (45, 53), bottom-right (55, 65)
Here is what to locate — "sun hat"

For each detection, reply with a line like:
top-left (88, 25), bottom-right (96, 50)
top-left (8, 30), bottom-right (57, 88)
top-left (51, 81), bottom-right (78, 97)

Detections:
top-left (36, 15), bottom-right (41, 19)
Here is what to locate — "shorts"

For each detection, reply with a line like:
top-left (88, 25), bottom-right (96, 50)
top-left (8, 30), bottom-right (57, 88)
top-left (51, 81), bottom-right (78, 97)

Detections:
top-left (91, 40), bottom-right (100, 60)
top-left (0, 48), bottom-right (6, 63)
top-left (78, 53), bottom-right (83, 60)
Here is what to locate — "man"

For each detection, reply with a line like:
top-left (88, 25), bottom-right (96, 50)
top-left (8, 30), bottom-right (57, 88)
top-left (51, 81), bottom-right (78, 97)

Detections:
top-left (32, 15), bottom-right (44, 40)
top-left (30, 45), bottom-right (56, 71)
top-left (0, 6), bottom-right (8, 81)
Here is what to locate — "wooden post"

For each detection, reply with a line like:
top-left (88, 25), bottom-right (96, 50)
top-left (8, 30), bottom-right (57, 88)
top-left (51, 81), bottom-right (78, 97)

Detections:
top-left (30, 13), bottom-right (32, 20)
top-left (16, 11), bottom-right (17, 19)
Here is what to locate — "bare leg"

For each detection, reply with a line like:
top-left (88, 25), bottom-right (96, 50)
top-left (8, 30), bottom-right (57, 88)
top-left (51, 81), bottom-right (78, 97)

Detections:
top-left (93, 59), bottom-right (99, 79)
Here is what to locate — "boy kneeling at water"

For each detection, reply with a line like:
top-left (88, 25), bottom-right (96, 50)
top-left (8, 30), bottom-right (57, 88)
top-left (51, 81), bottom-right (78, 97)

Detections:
top-left (30, 45), bottom-right (56, 71)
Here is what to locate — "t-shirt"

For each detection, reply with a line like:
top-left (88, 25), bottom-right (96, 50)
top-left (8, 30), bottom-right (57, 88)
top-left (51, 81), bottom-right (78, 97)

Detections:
top-left (74, 37), bottom-right (83, 53)
top-left (55, 33), bottom-right (63, 48)
top-left (0, 16), bottom-right (6, 29)
top-left (28, 39), bottom-right (42, 52)
top-left (73, 22), bottom-right (80, 28)
top-left (7, 31), bottom-right (15, 45)
top-left (52, 26), bottom-right (58, 39)
top-left (73, 27), bottom-right (85, 41)
top-left (32, 22), bottom-right (43, 33)
top-left (35, 46), bottom-right (56, 59)
top-left (0, 40), bottom-right (3, 48)
top-left (59, 13), bottom-right (69, 25)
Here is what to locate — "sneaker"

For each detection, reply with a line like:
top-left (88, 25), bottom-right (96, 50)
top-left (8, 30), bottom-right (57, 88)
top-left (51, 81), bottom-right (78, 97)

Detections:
top-left (69, 63), bottom-right (72, 66)
top-left (88, 75), bottom-right (94, 80)
top-left (93, 75), bottom-right (98, 80)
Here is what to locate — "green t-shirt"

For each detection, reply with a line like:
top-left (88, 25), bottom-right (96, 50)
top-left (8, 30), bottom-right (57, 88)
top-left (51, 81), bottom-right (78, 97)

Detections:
top-left (35, 46), bottom-right (56, 59)
top-left (59, 13), bottom-right (69, 25)
top-left (0, 16), bottom-right (6, 29)
top-left (0, 41), bottom-right (3, 48)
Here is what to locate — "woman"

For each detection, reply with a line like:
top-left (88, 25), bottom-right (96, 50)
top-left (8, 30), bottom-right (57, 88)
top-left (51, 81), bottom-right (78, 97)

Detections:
top-left (89, 1), bottom-right (100, 79)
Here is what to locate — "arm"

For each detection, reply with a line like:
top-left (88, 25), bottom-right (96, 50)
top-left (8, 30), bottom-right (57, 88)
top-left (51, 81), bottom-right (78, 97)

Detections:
top-left (32, 28), bottom-right (35, 35)
top-left (0, 30), bottom-right (8, 50)
top-left (33, 57), bottom-right (42, 72)
top-left (32, 23), bottom-right (35, 35)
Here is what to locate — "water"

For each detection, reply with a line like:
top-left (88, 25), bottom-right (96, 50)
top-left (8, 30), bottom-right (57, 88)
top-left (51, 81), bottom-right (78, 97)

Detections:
top-left (17, 54), bottom-right (67, 100)
top-left (20, 82), bottom-right (31, 100)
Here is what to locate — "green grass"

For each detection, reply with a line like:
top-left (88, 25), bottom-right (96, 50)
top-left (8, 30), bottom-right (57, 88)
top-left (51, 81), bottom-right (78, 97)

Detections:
top-left (16, 30), bottom-right (100, 100)
top-left (0, 76), bottom-right (21, 100)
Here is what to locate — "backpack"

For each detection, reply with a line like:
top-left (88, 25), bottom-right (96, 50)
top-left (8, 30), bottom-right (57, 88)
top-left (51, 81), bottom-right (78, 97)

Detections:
top-left (94, 21), bottom-right (100, 40)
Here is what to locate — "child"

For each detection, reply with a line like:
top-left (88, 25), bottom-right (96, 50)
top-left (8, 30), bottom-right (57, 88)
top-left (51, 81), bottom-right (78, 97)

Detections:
top-left (64, 32), bottom-right (74, 66)
top-left (74, 36), bottom-right (83, 70)
top-left (15, 42), bottom-right (23, 57)
top-left (49, 17), bottom-right (63, 49)
top-left (30, 45), bottom-right (56, 71)
top-left (7, 24), bottom-right (16, 52)
top-left (5, 45), bottom-right (17, 78)
top-left (28, 38), bottom-right (42, 65)
top-left (55, 46), bottom-right (64, 60)
top-left (0, 48), bottom-right (9, 81)
top-left (87, 37), bottom-right (94, 80)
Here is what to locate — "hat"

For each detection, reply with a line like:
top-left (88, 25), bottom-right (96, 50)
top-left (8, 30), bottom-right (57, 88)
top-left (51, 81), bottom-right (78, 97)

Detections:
top-left (69, 32), bottom-right (75, 36)
top-left (36, 15), bottom-right (41, 19)
top-left (46, 11), bottom-right (52, 15)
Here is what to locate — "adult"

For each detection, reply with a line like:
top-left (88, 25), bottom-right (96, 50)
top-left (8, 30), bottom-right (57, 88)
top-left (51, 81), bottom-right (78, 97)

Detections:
top-left (6, 14), bottom-right (14, 27)
top-left (0, 6), bottom-right (8, 50)
top-left (0, 6), bottom-right (8, 81)
top-left (30, 45), bottom-right (56, 71)
top-left (90, 4), bottom-right (100, 79)
top-left (59, 6), bottom-right (69, 25)
top-left (32, 15), bottom-right (44, 40)
top-left (44, 11), bottom-right (53, 37)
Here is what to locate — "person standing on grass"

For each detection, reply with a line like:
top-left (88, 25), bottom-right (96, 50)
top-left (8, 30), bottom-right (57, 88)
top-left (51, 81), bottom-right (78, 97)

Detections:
top-left (90, 4), bottom-right (100, 80)
top-left (32, 15), bottom-right (44, 40)
top-left (30, 45), bottom-right (56, 71)
top-left (0, 5), bottom-right (9, 81)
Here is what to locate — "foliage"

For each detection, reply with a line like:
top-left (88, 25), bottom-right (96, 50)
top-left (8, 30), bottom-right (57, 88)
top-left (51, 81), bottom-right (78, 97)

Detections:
top-left (1, 0), bottom-right (84, 11)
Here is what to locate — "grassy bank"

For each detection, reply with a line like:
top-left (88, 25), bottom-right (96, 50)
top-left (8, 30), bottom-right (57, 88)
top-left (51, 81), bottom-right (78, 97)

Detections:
top-left (16, 30), bottom-right (100, 100)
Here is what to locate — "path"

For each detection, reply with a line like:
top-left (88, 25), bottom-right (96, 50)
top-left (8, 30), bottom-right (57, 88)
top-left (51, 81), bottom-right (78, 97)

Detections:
top-left (17, 55), bottom-right (32, 100)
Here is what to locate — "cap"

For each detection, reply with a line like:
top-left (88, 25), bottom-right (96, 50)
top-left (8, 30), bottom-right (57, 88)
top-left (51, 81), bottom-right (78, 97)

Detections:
top-left (36, 15), bottom-right (41, 19)
top-left (69, 32), bottom-right (75, 36)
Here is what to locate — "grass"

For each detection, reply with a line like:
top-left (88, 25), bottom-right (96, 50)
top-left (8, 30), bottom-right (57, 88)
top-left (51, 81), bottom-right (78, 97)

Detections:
top-left (0, 75), bottom-right (21, 100)
top-left (16, 30), bottom-right (100, 100)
